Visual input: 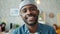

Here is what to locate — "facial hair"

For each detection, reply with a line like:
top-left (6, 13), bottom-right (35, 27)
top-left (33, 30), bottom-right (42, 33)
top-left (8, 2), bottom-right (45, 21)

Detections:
top-left (23, 14), bottom-right (38, 26)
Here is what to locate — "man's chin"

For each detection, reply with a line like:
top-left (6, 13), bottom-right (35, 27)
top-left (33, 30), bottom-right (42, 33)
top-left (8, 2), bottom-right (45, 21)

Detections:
top-left (26, 22), bottom-right (37, 26)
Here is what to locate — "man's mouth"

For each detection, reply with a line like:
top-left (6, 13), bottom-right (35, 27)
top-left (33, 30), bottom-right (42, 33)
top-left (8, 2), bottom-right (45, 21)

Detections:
top-left (24, 14), bottom-right (38, 26)
top-left (28, 16), bottom-right (35, 21)
top-left (25, 14), bottom-right (36, 19)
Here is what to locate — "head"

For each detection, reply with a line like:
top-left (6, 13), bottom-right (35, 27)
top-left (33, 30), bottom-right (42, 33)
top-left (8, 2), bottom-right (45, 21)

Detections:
top-left (19, 0), bottom-right (39, 26)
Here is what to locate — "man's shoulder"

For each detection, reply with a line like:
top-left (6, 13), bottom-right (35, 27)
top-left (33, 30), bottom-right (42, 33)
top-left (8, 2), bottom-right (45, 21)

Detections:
top-left (12, 24), bottom-right (25, 34)
top-left (38, 23), bottom-right (56, 34)
top-left (38, 23), bottom-right (54, 30)
top-left (12, 28), bottom-right (19, 34)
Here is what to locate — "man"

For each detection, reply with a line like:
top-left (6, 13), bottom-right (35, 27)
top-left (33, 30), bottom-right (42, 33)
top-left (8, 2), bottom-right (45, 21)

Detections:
top-left (12, 0), bottom-right (56, 34)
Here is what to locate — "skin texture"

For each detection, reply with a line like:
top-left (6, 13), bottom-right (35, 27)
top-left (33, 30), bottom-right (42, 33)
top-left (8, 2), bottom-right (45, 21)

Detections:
top-left (20, 4), bottom-right (39, 33)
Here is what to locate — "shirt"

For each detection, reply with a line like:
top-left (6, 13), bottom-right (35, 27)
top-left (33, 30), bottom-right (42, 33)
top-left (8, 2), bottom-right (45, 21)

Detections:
top-left (12, 23), bottom-right (56, 34)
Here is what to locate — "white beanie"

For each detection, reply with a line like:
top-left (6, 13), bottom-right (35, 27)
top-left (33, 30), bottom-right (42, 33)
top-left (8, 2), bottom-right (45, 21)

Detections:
top-left (19, 0), bottom-right (36, 11)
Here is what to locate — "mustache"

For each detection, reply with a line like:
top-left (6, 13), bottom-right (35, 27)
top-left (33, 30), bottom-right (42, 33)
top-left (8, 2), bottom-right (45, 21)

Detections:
top-left (25, 14), bottom-right (36, 19)
top-left (26, 14), bottom-right (36, 17)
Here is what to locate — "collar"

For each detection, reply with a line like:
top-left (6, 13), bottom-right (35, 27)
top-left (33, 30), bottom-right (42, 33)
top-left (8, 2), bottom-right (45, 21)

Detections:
top-left (25, 24), bottom-right (30, 33)
top-left (24, 23), bottom-right (43, 33)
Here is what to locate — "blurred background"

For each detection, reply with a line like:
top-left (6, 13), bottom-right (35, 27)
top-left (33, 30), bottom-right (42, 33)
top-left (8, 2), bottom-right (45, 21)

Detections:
top-left (0, 0), bottom-right (60, 34)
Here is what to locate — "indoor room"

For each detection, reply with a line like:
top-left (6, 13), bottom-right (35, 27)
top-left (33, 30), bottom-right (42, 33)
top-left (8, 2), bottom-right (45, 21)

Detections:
top-left (0, 0), bottom-right (60, 34)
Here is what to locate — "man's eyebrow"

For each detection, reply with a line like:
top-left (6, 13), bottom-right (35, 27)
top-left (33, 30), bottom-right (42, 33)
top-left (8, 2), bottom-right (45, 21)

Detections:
top-left (29, 6), bottom-right (37, 9)
top-left (22, 8), bottom-right (26, 10)
top-left (30, 6), bottom-right (34, 8)
top-left (20, 6), bottom-right (26, 11)
top-left (31, 6), bottom-right (37, 9)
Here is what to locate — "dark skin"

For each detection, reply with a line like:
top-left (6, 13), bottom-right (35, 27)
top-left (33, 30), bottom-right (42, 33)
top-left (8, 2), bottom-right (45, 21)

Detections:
top-left (20, 4), bottom-right (39, 33)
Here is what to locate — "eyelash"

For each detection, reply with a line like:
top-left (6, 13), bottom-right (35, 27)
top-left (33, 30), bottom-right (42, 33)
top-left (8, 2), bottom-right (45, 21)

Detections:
top-left (23, 10), bottom-right (27, 13)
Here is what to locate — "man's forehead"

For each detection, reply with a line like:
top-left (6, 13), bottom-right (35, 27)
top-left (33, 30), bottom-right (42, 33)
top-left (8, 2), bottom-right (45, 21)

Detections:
top-left (21, 4), bottom-right (37, 10)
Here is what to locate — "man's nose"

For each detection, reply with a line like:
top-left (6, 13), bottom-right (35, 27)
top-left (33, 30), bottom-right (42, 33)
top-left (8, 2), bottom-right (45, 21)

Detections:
top-left (26, 10), bottom-right (32, 14)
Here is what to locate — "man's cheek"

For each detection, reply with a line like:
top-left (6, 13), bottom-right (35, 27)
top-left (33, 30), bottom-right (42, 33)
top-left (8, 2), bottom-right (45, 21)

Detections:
top-left (22, 15), bottom-right (27, 20)
top-left (21, 15), bottom-right (26, 20)
top-left (33, 12), bottom-right (38, 16)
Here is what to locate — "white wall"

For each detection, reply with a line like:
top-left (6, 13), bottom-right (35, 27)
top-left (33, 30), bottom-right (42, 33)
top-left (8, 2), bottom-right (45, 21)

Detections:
top-left (0, 0), bottom-right (25, 31)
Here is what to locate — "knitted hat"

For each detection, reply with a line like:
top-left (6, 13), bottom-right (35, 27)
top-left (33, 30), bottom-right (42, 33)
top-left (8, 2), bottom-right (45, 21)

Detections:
top-left (19, 0), bottom-right (36, 11)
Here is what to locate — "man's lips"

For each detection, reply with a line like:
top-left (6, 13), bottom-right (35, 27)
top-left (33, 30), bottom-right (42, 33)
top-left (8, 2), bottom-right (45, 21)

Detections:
top-left (27, 16), bottom-right (35, 21)
top-left (25, 14), bottom-right (36, 19)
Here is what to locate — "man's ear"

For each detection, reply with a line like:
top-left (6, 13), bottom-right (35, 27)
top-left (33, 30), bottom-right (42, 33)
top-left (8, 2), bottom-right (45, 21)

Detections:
top-left (20, 13), bottom-right (22, 17)
top-left (19, 11), bottom-right (22, 16)
top-left (20, 14), bottom-right (23, 18)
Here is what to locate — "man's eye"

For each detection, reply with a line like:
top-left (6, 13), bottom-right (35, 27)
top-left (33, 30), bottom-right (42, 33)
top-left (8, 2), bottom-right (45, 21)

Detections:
top-left (22, 10), bottom-right (27, 13)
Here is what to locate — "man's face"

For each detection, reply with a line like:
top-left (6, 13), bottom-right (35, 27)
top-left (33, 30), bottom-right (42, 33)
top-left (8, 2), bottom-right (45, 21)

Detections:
top-left (20, 4), bottom-right (39, 26)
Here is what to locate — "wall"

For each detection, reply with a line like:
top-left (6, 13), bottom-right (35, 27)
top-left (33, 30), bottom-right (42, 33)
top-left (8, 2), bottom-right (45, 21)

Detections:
top-left (37, 0), bottom-right (60, 26)
top-left (57, 12), bottom-right (60, 27)
top-left (0, 0), bottom-right (25, 31)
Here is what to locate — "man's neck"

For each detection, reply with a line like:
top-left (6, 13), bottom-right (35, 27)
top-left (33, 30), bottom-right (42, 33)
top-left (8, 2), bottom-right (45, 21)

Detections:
top-left (27, 23), bottom-right (38, 33)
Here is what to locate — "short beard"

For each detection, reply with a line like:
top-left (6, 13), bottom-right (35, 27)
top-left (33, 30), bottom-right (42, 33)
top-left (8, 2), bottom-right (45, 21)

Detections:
top-left (25, 20), bottom-right (38, 26)
top-left (23, 16), bottom-right (38, 26)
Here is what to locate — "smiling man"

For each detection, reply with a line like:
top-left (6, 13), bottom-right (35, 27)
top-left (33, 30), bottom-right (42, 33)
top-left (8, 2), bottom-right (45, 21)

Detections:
top-left (12, 0), bottom-right (56, 34)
